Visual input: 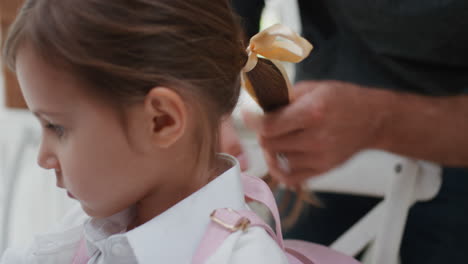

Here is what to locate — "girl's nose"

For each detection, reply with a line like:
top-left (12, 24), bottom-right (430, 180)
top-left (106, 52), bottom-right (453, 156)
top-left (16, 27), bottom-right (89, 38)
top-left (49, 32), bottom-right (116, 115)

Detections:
top-left (37, 142), bottom-right (58, 170)
top-left (38, 156), bottom-right (59, 170)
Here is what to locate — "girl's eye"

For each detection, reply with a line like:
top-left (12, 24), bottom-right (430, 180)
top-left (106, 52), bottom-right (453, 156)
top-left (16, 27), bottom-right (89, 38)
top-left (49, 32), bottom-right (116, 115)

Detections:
top-left (45, 123), bottom-right (65, 137)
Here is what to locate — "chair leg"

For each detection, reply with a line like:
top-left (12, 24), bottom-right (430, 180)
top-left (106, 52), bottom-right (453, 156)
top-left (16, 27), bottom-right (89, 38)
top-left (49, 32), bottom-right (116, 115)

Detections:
top-left (330, 201), bottom-right (384, 256)
top-left (371, 159), bottom-right (420, 264)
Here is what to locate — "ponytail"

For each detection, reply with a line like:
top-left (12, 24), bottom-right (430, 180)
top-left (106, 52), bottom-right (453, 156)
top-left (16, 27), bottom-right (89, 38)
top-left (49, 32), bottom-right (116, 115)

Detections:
top-left (240, 24), bottom-right (317, 230)
top-left (245, 58), bottom-right (290, 111)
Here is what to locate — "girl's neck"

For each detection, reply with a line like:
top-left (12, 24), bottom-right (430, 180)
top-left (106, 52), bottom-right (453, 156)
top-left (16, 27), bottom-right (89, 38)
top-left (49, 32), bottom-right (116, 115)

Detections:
top-left (127, 154), bottom-right (231, 230)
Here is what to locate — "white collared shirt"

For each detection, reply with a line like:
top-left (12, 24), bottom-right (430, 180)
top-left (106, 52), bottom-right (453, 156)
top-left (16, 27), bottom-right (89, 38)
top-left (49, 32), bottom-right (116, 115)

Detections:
top-left (1, 154), bottom-right (288, 264)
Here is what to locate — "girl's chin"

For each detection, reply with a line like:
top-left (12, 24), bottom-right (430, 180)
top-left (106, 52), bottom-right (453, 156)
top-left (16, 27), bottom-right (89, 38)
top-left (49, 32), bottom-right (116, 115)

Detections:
top-left (81, 204), bottom-right (102, 218)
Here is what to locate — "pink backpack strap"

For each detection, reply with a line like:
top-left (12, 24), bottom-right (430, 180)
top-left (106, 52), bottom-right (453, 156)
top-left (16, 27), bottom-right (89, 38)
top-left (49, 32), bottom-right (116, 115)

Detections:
top-left (192, 174), bottom-right (285, 264)
top-left (72, 237), bottom-right (90, 264)
top-left (241, 173), bottom-right (285, 248)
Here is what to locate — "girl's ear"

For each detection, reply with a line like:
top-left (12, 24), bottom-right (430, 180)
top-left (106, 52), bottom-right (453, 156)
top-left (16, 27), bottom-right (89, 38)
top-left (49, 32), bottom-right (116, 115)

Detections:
top-left (144, 87), bottom-right (187, 148)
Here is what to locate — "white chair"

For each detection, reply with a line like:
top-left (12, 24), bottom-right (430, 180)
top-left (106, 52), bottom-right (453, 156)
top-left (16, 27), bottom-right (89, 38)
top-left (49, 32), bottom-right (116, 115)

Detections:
top-left (310, 151), bottom-right (441, 264)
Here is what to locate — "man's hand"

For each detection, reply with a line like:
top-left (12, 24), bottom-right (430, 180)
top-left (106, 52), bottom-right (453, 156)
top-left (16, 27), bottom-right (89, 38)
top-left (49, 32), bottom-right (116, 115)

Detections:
top-left (243, 80), bottom-right (388, 185)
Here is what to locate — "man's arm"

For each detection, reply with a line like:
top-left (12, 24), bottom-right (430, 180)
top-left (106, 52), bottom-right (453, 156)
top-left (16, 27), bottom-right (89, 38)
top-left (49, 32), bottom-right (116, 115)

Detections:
top-left (243, 80), bottom-right (468, 184)
top-left (375, 88), bottom-right (468, 166)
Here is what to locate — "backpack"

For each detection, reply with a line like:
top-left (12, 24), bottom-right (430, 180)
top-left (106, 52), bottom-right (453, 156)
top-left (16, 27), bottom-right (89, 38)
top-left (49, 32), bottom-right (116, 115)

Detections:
top-left (192, 174), bottom-right (360, 264)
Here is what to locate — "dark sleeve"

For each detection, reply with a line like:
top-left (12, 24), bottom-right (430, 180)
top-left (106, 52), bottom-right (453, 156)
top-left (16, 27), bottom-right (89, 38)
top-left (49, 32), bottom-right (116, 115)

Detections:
top-left (230, 0), bottom-right (264, 39)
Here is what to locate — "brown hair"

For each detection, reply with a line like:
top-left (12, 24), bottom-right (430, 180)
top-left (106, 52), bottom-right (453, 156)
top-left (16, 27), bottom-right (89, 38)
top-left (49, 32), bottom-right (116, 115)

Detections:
top-left (3, 0), bottom-right (305, 227)
top-left (245, 59), bottom-right (320, 229)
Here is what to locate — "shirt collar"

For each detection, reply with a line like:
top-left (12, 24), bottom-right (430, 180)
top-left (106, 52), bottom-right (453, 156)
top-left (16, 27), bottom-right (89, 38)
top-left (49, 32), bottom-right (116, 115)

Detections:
top-left (83, 206), bottom-right (136, 256)
top-left (83, 154), bottom-right (244, 263)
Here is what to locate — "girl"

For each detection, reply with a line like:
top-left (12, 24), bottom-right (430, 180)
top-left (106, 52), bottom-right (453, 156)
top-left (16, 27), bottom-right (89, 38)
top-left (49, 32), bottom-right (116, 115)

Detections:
top-left (0, 0), bottom-right (300, 263)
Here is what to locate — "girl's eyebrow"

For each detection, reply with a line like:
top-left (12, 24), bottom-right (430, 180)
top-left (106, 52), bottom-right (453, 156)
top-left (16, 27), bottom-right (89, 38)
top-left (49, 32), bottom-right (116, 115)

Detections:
top-left (33, 110), bottom-right (64, 119)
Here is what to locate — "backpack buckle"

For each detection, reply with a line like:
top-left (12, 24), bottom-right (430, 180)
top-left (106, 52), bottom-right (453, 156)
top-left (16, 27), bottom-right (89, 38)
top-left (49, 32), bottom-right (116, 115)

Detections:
top-left (210, 208), bottom-right (251, 232)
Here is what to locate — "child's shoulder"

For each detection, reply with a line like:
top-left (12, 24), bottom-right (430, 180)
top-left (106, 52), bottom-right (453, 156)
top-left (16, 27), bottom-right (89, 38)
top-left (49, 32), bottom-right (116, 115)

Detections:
top-left (205, 226), bottom-right (289, 264)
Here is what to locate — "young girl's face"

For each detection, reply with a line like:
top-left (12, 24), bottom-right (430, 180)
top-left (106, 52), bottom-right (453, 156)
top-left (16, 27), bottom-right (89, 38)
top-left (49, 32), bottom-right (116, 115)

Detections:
top-left (15, 46), bottom-right (167, 218)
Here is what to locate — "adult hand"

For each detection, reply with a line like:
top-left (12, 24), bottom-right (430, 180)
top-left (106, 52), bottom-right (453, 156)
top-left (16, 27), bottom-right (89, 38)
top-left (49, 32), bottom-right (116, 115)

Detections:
top-left (243, 80), bottom-right (388, 185)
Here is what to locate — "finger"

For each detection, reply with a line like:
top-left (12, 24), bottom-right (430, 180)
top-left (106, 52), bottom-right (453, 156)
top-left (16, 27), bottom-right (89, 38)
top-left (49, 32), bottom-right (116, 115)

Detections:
top-left (258, 129), bottom-right (318, 153)
top-left (262, 150), bottom-right (288, 181)
top-left (262, 150), bottom-right (320, 185)
top-left (242, 102), bottom-right (309, 138)
top-left (291, 80), bottom-right (322, 100)
top-left (281, 152), bottom-right (322, 171)
top-left (269, 165), bottom-right (320, 187)
top-left (267, 152), bottom-right (319, 177)
top-left (282, 169), bottom-right (321, 186)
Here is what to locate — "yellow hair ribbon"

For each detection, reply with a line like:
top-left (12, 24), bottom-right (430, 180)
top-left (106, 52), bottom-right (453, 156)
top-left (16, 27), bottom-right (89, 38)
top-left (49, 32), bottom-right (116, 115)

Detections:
top-left (241, 24), bottom-right (313, 102)
top-left (243, 24), bottom-right (313, 72)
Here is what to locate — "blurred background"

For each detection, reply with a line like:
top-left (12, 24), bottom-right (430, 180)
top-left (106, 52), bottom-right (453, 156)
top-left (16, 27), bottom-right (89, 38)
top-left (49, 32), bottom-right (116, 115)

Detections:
top-left (0, 0), bottom-right (78, 254)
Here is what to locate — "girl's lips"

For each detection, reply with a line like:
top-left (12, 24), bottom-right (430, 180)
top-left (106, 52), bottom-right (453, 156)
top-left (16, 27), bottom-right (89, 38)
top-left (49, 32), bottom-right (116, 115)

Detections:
top-left (67, 191), bottom-right (76, 199)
